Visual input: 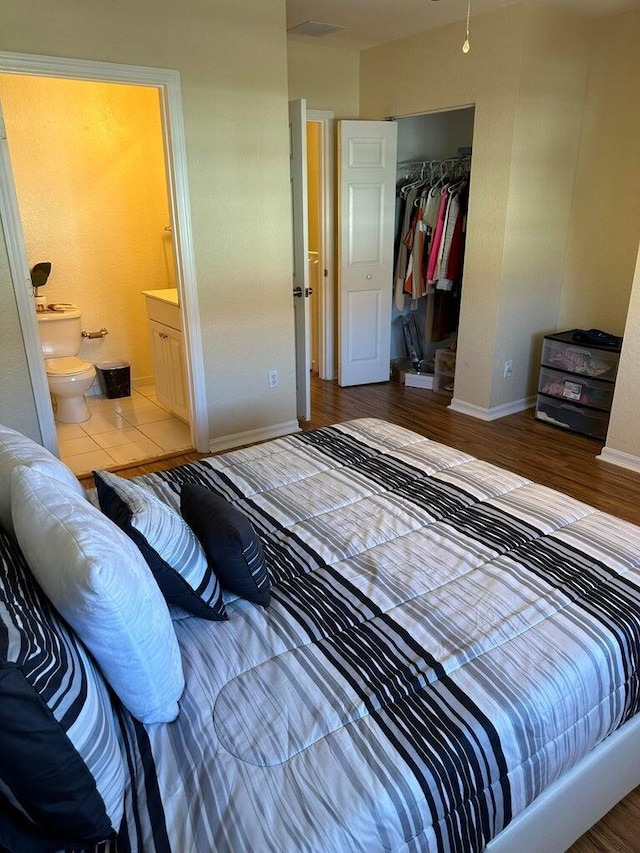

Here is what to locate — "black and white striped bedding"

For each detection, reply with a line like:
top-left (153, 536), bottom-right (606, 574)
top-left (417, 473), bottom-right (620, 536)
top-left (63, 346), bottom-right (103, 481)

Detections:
top-left (117, 418), bottom-right (640, 852)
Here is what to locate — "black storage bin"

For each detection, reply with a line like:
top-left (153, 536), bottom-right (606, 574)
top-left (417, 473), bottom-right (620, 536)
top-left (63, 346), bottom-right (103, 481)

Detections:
top-left (96, 361), bottom-right (131, 399)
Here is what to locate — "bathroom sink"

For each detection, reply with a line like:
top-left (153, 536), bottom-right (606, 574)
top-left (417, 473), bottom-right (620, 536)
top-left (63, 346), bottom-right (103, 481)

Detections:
top-left (141, 288), bottom-right (179, 307)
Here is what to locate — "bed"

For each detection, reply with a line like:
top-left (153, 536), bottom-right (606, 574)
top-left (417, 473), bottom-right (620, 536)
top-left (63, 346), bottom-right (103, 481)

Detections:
top-left (1, 417), bottom-right (640, 852)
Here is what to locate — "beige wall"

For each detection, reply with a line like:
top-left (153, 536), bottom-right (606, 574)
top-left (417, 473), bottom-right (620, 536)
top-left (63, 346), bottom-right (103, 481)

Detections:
top-left (290, 2), bottom-right (640, 462)
top-left (606, 244), bottom-right (640, 459)
top-left (555, 7), bottom-right (640, 464)
top-left (559, 9), bottom-right (640, 335)
top-left (287, 41), bottom-right (359, 118)
top-left (0, 0), bottom-right (296, 443)
top-left (361, 4), bottom-right (591, 412)
top-left (3, 1), bottom-right (638, 455)
top-left (0, 75), bottom-right (170, 388)
top-left (600, 13), bottom-right (640, 460)
top-left (492, 4), bottom-right (592, 407)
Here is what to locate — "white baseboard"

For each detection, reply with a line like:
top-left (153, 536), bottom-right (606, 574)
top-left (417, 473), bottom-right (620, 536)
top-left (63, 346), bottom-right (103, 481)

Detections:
top-left (132, 375), bottom-right (154, 390)
top-left (449, 396), bottom-right (536, 421)
top-left (597, 446), bottom-right (640, 473)
top-left (208, 420), bottom-right (301, 454)
top-left (87, 373), bottom-right (153, 397)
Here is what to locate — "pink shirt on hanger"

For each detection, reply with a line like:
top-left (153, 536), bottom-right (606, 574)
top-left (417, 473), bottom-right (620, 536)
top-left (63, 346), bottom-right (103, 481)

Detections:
top-left (426, 187), bottom-right (449, 284)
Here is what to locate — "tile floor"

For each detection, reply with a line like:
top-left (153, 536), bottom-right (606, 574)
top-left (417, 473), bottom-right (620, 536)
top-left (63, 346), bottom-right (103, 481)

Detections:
top-left (56, 385), bottom-right (192, 476)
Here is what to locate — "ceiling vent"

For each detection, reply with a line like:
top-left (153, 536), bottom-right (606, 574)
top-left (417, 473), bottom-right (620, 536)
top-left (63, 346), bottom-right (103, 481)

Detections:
top-left (287, 20), bottom-right (346, 38)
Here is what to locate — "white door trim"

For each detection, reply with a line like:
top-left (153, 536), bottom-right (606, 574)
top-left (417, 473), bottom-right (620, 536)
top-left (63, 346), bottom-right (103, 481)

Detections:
top-left (307, 110), bottom-right (334, 381)
top-left (0, 50), bottom-right (209, 453)
top-left (289, 98), bottom-right (311, 421)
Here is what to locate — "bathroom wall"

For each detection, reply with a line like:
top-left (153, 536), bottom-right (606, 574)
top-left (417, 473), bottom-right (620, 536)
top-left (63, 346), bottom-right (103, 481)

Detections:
top-left (0, 74), bottom-right (172, 389)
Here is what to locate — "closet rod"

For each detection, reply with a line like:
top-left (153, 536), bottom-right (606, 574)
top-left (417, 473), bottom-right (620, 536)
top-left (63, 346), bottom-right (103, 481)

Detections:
top-left (397, 155), bottom-right (471, 169)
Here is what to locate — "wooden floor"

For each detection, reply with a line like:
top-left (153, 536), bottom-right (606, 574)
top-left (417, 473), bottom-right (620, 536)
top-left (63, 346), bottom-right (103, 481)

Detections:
top-left (114, 376), bottom-right (640, 852)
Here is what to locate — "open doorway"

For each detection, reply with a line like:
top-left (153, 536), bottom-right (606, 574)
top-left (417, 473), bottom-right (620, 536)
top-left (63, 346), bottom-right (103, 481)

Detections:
top-left (290, 102), bottom-right (334, 421)
top-left (392, 107), bottom-right (475, 370)
top-left (1, 74), bottom-right (190, 474)
top-left (304, 107), bottom-right (474, 393)
top-left (306, 110), bottom-right (334, 382)
top-left (0, 51), bottom-right (208, 467)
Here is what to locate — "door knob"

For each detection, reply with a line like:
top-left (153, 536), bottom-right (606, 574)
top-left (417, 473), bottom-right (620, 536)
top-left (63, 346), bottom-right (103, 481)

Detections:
top-left (305, 287), bottom-right (313, 297)
top-left (293, 286), bottom-right (303, 297)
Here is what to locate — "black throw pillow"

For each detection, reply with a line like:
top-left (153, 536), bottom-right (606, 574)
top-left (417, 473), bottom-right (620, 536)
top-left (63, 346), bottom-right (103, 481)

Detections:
top-left (180, 485), bottom-right (271, 606)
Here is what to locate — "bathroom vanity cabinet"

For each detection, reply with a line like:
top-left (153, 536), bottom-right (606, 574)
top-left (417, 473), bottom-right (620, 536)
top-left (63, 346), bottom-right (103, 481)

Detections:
top-left (143, 290), bottom-right (190, 423)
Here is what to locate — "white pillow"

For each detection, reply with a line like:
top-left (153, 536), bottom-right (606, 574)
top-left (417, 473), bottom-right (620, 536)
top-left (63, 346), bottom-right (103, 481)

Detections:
top-left (11, 465), bottom-right (185, 724)
top-left (0, 422), bottom-right (85, 535)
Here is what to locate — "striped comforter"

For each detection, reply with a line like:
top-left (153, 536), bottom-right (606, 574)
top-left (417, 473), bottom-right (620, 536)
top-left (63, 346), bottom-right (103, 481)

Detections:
top-left (115, 418), bottom-right (640, 852)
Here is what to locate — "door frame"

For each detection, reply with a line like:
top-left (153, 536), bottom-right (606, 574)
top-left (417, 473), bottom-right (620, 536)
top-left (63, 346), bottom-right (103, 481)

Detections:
top-left (289, 98), bottom-right (311, 421)
top-left (307, 110), bottom-right (335, 381)
top-left (0, 50), bottom-right (208, 454)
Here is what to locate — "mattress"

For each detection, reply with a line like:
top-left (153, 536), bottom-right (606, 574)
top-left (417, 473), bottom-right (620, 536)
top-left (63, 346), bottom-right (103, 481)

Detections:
top-left (115, 418), bottom-right (640, 852)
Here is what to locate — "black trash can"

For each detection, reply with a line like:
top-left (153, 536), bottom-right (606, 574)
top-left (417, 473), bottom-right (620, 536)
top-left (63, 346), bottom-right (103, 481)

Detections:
top-left (96, 361), bottom-right (131, 399)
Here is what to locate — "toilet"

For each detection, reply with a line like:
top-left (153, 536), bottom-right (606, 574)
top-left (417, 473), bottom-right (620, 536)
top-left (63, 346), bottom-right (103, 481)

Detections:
top-left (36, 305), bottom-right (96, 423)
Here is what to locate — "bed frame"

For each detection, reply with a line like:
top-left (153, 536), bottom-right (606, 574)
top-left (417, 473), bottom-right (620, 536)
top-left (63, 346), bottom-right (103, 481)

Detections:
top-left (487, 712), bottom-right (640, 851)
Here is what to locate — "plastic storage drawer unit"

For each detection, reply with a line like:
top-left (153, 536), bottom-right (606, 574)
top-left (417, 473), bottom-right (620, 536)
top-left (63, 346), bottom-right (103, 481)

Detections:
top-left (535, 329), bottom-right (621, 440)
top-left (537, 367), bottom-right (614, 411)
top-left (541, 338), bottom-right (619, 380)
top-left (535, 396), bottom-right (610, 440)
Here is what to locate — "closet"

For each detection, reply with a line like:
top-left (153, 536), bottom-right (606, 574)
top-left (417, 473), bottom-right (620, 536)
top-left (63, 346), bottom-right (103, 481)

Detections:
top-left (391, 108), bottom-right (475, 375)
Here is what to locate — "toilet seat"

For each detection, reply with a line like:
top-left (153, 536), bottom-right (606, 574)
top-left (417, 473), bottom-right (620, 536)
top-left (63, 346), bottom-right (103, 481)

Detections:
top-left (45, 356), bottom-right (94, 377)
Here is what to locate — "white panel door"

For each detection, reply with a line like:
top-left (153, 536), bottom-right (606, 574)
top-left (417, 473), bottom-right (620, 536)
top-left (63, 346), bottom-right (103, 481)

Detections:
top-left (338, 120), bottom-right (398, 386)
top-left (288, 98), bottom-right (311, 420)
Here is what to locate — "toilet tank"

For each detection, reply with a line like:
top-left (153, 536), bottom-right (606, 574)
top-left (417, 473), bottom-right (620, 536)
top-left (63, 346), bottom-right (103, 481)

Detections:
top-left (36, 305), bottom-right (83, 358)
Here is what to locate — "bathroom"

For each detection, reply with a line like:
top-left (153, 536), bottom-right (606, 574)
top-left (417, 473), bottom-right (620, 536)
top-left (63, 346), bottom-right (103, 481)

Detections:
top-left (0, 73), bottom-right (191, 472)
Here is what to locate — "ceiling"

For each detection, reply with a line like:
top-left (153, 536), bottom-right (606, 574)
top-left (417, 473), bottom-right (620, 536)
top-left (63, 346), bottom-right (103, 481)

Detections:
top-left (286, 0), bottom-right (640, 50)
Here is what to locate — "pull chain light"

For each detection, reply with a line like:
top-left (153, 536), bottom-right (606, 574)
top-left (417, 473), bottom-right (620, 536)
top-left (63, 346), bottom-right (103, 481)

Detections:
top-left (462, 0), bottom-right (471, 53)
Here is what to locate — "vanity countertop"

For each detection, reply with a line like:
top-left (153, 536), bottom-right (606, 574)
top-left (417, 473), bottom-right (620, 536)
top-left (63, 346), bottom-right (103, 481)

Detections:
top-left (142, 288), bottom-right (179, 307)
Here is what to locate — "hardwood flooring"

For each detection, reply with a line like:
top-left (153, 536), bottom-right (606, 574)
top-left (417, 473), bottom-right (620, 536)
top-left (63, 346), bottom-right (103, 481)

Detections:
top-left (109, 375), bottom-right (640, 852)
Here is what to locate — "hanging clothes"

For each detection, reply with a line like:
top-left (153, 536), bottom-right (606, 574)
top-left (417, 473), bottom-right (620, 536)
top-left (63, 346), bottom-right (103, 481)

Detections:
top-left (426, 187), bottom-right (449, 284)
top-left (435, 191), bottom-right (461, 291)
top-left (393, 158), bottom-right (470, 336)
top-left (445, 186), bottom-right (468, 285)
top-left (394, 184), bottom-right (419, 310)
top-left (403, 195), bottom-right (429, 300)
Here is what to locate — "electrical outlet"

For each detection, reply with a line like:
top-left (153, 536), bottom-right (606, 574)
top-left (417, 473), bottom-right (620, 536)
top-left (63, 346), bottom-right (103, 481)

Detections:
top-left (503, 360), bottom-right (513, 379)
top-left (268, 369), bottom-right (279, 389)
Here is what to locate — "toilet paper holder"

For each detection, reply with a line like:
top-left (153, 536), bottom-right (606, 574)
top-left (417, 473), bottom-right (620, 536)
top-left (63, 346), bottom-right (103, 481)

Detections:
top-left (81, 328), bottom-right (109, 339)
